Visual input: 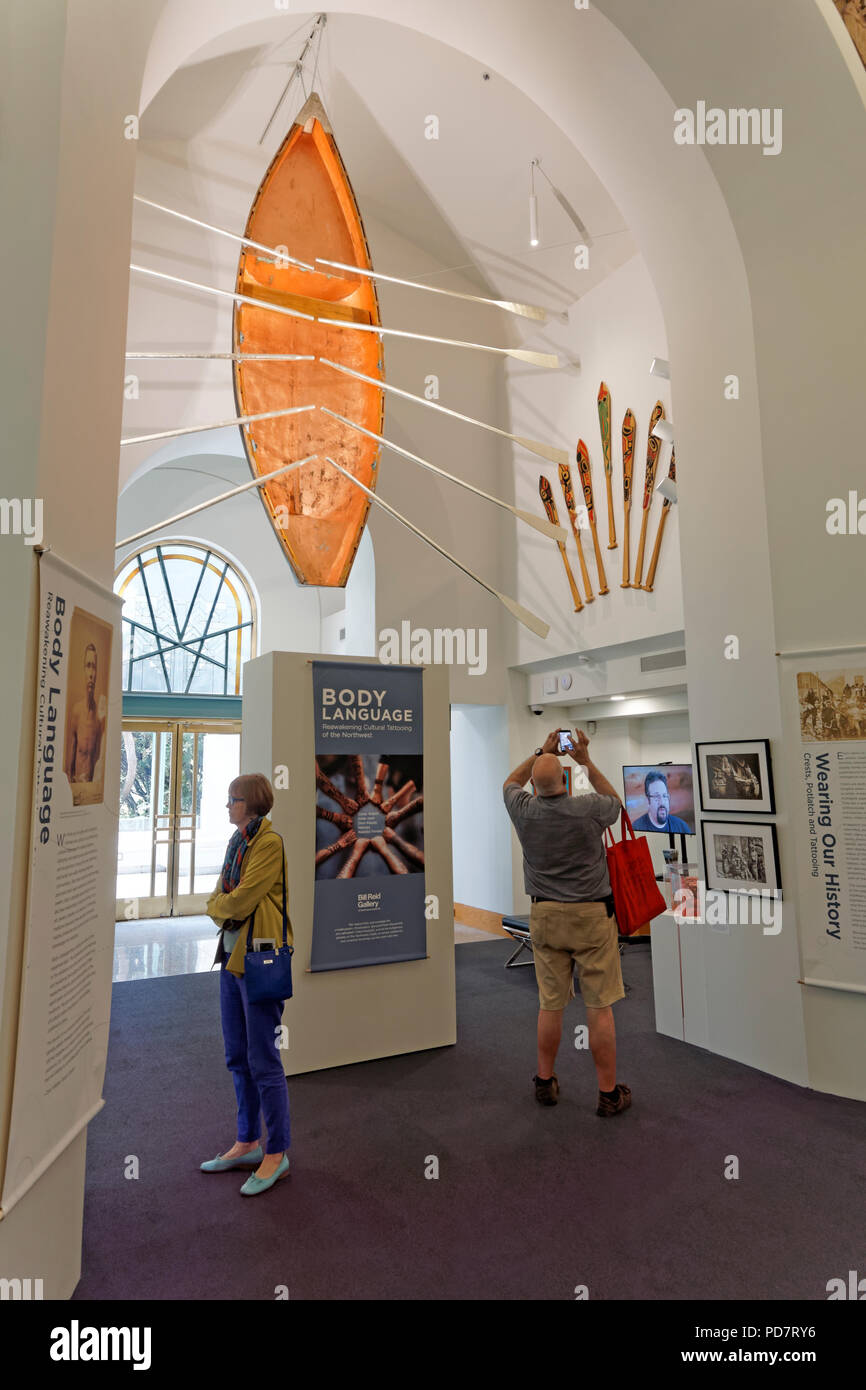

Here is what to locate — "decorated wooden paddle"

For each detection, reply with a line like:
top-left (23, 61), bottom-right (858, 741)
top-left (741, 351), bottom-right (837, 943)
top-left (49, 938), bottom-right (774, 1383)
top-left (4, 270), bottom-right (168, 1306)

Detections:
top-left (620, 408), bottom-right (636, 587)
top-left (558, 463), bottom-right (594, 601)
top-left (632, 400), bottom-right (665, 588)
top-left (539, 475), bottom-right (583, 612)
top-left (575, 440), bottom-right (609, 595)
top-left (598, 381), bottom-right (616, 549)
top-left (642, 447), bottom-right (676, 592)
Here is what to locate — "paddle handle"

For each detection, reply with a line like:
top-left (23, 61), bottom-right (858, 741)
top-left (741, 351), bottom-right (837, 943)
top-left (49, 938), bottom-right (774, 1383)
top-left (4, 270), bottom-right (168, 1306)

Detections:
top-left (605, 473), bottom-right (617, 549)
top-left (621, 507), bottom-right (631, 587)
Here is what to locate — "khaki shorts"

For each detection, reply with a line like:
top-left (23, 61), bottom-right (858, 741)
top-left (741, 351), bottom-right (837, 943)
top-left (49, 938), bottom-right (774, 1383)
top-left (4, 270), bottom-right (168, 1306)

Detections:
top-left (529, 900), bottom-right (625, 1011)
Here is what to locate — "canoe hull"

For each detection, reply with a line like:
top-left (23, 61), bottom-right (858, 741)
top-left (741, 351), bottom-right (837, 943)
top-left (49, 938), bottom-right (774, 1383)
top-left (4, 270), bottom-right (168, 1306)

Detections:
top-left (233, 94), bottom-right (384, 587)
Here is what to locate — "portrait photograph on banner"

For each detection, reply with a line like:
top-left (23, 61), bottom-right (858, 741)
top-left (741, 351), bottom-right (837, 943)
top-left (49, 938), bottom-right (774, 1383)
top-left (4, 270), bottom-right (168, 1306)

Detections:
top-left (63, 607), bottom-right (113, 807)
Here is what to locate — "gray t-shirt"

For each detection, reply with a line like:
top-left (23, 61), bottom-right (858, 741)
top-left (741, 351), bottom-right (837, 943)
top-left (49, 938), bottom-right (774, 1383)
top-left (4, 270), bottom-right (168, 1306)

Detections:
top-left (503, 784), bottom-right (621, 901)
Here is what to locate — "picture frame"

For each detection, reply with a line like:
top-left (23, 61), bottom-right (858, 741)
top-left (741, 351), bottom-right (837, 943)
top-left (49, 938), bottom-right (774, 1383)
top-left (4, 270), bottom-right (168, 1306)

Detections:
top-left (695, 739), bottom-right (775, 815)
top-left (700, 819), bottom-right (782, 897)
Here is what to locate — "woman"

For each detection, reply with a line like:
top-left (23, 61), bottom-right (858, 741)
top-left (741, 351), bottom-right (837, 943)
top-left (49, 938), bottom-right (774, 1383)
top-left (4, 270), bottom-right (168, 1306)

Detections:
top-left (202, 773), bottom-right (292, 1196)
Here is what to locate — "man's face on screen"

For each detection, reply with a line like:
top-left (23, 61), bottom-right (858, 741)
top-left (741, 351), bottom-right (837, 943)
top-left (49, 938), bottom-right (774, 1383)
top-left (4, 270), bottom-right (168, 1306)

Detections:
top-left (647, 779), bottom-right (669, 826)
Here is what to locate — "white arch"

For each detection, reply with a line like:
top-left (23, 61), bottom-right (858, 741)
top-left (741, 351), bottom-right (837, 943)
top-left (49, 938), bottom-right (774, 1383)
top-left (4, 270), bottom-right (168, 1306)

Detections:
top-left (128, 0), bottom-right (866, 1094)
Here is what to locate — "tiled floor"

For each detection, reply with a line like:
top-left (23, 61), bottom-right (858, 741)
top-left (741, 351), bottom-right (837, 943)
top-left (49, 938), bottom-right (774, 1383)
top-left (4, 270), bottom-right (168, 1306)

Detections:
top-left (114, 914), bottom-right (500, 981)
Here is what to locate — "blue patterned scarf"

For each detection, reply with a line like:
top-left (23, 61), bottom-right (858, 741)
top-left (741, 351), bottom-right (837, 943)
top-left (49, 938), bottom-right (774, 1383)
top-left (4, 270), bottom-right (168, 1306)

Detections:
top-left (221, 816), bottom-right (263, 893)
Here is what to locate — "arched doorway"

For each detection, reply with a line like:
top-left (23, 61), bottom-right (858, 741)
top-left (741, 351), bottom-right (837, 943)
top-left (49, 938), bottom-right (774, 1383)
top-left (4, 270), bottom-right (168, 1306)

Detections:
top-left (114, 539), bottom-right (255, 917)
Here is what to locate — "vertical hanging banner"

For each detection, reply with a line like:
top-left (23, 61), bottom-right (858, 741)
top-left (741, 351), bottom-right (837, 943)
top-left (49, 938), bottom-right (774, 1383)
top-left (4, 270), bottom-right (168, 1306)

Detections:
top-left (1, 552), bottom-right (121, 1215)
top-left (779, 650), bottom-right (866, 991)
top-left (311, 661), bottom-right (426, 971)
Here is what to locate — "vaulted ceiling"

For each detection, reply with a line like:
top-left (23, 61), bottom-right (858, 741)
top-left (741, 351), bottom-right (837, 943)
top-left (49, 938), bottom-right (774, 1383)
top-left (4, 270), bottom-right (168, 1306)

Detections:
top-left (140, 9), bottom-right (635, 318)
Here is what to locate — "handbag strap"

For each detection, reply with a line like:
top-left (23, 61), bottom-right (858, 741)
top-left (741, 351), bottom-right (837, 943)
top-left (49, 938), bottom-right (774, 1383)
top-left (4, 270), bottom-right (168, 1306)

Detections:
top-left (245, 834), bottom-right (291, 951)
top-left (604, 807), bottom-right (637, 849)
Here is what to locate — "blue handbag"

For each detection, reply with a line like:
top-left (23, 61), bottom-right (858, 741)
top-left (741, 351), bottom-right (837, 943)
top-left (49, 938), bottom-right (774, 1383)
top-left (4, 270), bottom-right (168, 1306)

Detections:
top-left (243, 843), bottom-right (294, 1004)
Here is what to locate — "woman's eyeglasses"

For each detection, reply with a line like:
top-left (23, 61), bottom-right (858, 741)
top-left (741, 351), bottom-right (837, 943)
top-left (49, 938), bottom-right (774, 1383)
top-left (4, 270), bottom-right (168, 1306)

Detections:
top-left (227, 796), bottom-right (245, 805)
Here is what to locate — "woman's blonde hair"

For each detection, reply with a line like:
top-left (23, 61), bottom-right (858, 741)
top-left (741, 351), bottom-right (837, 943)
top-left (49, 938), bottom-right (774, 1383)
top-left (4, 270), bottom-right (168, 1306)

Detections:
top-left (229, 773), bottom-right (274, 816)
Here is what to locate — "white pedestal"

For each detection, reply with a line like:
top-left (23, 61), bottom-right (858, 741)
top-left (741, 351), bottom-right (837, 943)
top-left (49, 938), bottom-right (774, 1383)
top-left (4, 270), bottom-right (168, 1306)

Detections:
top-left (650, 910), bottom-right (709, 1047)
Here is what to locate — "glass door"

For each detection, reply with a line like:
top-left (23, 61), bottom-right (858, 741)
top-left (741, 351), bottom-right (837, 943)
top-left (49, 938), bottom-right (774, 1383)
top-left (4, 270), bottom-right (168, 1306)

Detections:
top-left (174, 724), bottom-right (242, 912)
top-left (117, 719), bottom-right (241, 918)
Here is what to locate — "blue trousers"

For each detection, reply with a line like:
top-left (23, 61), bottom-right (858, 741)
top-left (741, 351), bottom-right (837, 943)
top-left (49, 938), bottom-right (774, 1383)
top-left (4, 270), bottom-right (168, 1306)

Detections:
top-left (219, 960), bottom-right (291, 1154)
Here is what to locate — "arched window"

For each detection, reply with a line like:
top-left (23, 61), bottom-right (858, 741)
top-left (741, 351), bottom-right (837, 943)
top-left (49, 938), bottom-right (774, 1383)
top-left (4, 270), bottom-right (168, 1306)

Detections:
top-left (114, 542), bottom-right (256, 695)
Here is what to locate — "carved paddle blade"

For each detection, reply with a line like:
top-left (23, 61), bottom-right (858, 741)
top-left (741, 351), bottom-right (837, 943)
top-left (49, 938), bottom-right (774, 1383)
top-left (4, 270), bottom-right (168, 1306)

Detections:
top-left (598, 381), bottom-right (616, 549)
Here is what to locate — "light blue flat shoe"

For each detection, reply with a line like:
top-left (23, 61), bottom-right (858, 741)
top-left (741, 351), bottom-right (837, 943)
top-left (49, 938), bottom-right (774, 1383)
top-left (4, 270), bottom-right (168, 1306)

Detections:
top-left (200, 1144), bottom-right (264, 1172)
top-left (239, 1152), bottom-right (290, 1195)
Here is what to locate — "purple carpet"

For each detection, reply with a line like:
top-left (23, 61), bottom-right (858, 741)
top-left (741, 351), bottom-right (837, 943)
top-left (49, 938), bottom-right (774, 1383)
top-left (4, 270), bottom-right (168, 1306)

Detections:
top-left (72, 942), bottom-right (864, 1300)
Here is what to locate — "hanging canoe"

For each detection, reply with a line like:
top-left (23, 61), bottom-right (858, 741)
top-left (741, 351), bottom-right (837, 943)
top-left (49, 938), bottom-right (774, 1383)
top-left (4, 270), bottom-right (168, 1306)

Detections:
top-left (233, 92), bottom-right (384, 587)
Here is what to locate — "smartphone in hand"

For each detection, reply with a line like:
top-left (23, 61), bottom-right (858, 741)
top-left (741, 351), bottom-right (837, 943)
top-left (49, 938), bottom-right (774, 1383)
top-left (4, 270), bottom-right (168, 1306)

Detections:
top-left (557, 730), bottom-right (574, 754)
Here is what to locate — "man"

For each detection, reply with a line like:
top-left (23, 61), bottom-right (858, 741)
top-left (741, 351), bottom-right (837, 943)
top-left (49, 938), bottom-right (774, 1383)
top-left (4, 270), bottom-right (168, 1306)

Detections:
top-left (733, 759), bottom-right (759, 798)
top-left (503, 728), bottom-right (630, 1117)
top-left (64, 642), bottom-right (106, 784)
top-left (842, 687), bottom-right (860, 738)
top-left (821, 692), bottom-right (838, 739)
top-left (711, 762), bottom-right (727, 797)
top-left (802, 687), bottom-right (818, 736)
top-left (749, 842), bottom-right (765, 883)
top-left (631, 770), bottom-right (691, 833)
top-left (728, 844), bottom-right (746, 880)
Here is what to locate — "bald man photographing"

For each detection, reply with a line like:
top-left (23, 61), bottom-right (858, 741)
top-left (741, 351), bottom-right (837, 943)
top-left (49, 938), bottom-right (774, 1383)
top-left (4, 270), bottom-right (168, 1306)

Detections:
top-left (503, 729), bottom-right (631, 1116)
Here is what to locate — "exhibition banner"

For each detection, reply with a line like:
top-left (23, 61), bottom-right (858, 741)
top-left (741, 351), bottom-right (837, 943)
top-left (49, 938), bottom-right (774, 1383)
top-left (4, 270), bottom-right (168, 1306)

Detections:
top-left (311, 661), bottom-right (426, 971)
top-left (1, 552), bottom-right (122, 1214)
top-left (780, 650), bottom-right (866, 991)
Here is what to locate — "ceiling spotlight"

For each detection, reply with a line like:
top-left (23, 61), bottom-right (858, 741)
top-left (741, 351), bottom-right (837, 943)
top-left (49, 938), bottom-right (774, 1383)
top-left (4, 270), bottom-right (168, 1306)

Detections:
top-left (610, 695), bottom-right (626, 702)
top-left (650, 357), bottom-right (671, 379)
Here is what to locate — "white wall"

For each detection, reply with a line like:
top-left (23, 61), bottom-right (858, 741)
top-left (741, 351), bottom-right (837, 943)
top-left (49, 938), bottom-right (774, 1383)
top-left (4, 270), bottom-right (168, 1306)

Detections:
top-left (450, 705), bottom-right (512, 913)
top-left (506, 254), bottom-right (682, 668)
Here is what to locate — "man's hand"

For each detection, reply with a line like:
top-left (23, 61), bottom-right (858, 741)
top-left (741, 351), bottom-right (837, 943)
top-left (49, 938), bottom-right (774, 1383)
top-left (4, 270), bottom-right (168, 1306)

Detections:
top-left (541, 730), bottom-right (561, 755)
top-left (568, 729), bottom-right (591, 765)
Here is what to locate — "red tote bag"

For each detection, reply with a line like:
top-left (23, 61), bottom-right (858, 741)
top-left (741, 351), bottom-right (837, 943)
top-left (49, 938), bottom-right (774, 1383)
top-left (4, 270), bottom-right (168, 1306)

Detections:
top-left (604, 810), bottom-right (667, 937)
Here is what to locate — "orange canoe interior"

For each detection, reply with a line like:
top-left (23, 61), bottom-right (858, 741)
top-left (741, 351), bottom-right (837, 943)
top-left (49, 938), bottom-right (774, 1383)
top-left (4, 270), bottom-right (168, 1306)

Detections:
top-left (234, 95), bottom-right (384, 587)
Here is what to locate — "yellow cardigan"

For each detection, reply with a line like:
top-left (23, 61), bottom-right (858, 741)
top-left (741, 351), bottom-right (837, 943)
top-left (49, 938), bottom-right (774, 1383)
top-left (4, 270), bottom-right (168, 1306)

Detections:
top-left (207, 818), bottom-right (293, 977)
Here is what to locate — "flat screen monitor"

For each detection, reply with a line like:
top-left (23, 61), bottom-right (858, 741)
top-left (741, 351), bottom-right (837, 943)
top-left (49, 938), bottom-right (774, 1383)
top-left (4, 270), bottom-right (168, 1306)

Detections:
top-left (622, 764), bottom-right (696, 835)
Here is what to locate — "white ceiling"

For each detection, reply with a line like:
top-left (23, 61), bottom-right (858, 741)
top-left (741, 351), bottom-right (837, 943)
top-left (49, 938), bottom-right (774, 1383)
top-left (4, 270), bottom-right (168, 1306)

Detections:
top-left (141, 9), bottom-right (636, 317)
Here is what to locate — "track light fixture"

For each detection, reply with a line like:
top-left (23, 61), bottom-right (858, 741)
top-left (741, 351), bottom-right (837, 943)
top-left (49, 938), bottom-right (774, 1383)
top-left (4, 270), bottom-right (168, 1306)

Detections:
top-left (528, 158), bottom-right (592, 249)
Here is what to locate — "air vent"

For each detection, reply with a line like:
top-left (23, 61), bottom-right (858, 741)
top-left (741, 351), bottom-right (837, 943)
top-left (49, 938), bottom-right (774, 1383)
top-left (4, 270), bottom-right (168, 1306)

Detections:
top-left (640, 649), bottom-right (686, 673)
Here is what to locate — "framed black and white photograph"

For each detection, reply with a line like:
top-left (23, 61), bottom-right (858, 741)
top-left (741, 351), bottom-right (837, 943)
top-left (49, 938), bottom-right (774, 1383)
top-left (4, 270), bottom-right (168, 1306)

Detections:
top-left (700, 819), bottom-right (782, 897)
top-left (695, 739), bottom-right (775, 814)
